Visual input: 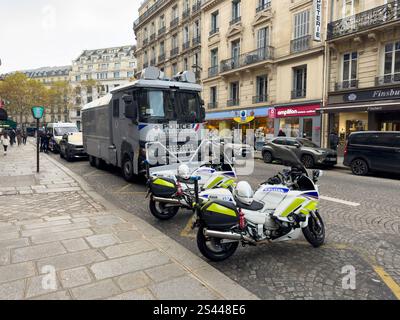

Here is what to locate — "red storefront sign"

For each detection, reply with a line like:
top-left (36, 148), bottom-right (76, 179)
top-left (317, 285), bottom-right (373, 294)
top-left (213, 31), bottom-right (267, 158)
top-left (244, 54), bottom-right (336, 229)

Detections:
top-left (270, 104), bottom-right (320, 118)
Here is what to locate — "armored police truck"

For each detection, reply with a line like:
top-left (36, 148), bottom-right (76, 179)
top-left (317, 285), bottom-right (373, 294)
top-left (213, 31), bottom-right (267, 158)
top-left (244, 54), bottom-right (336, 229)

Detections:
top-left (81, 67), bottom-right (206, 181)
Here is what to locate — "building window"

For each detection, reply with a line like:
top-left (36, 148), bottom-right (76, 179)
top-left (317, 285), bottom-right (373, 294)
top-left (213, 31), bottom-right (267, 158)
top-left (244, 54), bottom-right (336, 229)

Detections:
top-left (159, 15), bottom-right (165, 28)
top-left (127, 71), bottom-right (134, 78)
top-left (209, 48), bottom-right (218, 77)
top-left (211, 11), bottom-right (219, 34)
top-left (342, 0), bottom-right (358, 18)
top-left (75, 75), bottom-right (81, 82)
top-left (384, 42), bottom-right (400, 79)
top-left (209, 86), bottom-right (218, 109)
top-left (194, 20), bottom-right (200, 38)
top-left (292, 10), bottom-right (311, 52)
top-left (231, 40), bottom-right (240, 67)
top-left (160, 41), bottom-right (165, 55)
top-left (114, 62), bottom-right (120, 69)
top-left (255, 75), bottom-right (268, 103)
top-left (114, 71), bottom-right (120, 79)
top-left (172, 34), bottom-right (178, 49)
top-left (172, 63), bottom-right (178, 75)
top-left (229, 82), bottom-right (240, 106)
top-left (341, 52), bottom-right (358, 88)
top-left (232, 0), bottom-right (241, 21)
top-left (184, 58), bottom-right (189, 71)
top-left (257, 27), bottom-right (269, 49)
top-left (292, 66), bottom-right (307, 99)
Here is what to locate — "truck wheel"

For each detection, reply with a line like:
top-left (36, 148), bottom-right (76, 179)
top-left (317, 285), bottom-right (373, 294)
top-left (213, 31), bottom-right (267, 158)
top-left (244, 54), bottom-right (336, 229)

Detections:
top-left (122, 156), bottom-right (135, 182)
top-left (89, 155), bottom-right (96, 167)
top-left (95, 157), bottom-right (104, 169)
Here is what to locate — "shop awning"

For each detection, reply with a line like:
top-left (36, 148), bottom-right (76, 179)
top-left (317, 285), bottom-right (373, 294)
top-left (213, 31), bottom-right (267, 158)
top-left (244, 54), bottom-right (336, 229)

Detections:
top-left (321, 101), bottom-right (400, 113)
top-left (206, 106), bottom-right (271, 121)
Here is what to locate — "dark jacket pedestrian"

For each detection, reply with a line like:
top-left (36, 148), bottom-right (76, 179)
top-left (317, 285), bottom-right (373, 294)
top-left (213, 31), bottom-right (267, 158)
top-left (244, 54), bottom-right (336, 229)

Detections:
top-left (16, 131), bottom-right (22, 146)
top-left (329, 132), bottom-right (339, 151)
top-left (278, 129), bottom-right (286, 137)
top-left (22, 131), bottom-right (27, 145)
top-left (9, 129), bottom-right (16, 146)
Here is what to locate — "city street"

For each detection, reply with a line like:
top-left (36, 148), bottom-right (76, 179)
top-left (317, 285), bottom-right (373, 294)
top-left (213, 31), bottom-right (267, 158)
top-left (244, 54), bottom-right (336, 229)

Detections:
top-left (51, 153), bottom-right (400, 300)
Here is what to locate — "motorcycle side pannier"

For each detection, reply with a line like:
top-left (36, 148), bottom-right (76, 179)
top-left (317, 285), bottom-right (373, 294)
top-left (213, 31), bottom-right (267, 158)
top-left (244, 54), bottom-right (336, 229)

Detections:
top-left (149, 177), bottom-right (177, 198)
top-left (201, 200), bottom-right (240, 230)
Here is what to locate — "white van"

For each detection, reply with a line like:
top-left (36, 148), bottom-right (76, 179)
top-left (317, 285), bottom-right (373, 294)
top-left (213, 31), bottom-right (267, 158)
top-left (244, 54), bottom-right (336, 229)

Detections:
top-left (47, 122), bottom-right (79, 153)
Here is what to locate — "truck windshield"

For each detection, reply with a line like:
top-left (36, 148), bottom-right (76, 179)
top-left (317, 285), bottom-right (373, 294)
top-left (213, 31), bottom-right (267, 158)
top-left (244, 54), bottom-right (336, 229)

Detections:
top-left (138, 89), bottom-right (202, 123)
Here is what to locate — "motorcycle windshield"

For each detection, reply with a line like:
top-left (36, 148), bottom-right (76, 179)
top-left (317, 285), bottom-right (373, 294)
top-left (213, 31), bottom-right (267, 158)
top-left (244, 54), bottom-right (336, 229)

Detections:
top-left (275, 146), bottom-right (307, 173)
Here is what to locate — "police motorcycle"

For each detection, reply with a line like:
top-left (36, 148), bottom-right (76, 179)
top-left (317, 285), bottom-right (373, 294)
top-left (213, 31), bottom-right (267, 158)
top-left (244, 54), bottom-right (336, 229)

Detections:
top-left (190, 146), bottom-right (325, 262)
top-left (145, 139), bottom-right (237, 220)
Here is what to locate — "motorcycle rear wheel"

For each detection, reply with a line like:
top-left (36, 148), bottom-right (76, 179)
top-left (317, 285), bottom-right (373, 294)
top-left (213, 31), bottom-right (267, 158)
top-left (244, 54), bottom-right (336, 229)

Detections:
top-left (197, 226), bottom-right (239, 262)
top-left (149, 198), bottom-right (179, 220)
top-left (303, 211), bottom-right (325, 248)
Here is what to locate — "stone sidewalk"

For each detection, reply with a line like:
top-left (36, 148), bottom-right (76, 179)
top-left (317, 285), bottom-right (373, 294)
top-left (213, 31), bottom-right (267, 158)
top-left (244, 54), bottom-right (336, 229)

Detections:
top-left (0, 140), bottom-right (258, 300)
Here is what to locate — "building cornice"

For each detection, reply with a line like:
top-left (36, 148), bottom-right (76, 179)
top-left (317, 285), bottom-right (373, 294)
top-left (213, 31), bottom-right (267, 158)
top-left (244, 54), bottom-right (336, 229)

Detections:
top-left (202, 0), bottom-right (224, 12)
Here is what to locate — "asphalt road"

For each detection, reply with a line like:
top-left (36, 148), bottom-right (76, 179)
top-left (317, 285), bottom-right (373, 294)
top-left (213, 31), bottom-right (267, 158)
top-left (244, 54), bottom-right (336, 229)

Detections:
top-left (51, 153), bottom-right (400, 300)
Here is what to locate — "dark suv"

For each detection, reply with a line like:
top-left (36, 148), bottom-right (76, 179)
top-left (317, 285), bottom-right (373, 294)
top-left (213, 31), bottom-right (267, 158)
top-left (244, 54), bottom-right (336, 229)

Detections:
top-left (344, 131), bottom-right (400, 176)
top-left (262, 137), bottom-right (337, 168)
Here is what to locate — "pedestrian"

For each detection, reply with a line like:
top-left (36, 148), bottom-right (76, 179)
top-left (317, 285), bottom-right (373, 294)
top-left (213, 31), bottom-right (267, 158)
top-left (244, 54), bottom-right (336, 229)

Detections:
top-left (22, 130), bottom-right (27, 145)
top-left (39, 130), bottom-right (45, 152)
top-left (1, 131), bottom-right (10, 156)
top-left (329, 131), bottom-right (339, 151)
top-left (16, 130), bottom-right (22, 146)
top-left (278, 129), bottom-right (286, 137)
top-left (9, 129), bottom-right (16, 146)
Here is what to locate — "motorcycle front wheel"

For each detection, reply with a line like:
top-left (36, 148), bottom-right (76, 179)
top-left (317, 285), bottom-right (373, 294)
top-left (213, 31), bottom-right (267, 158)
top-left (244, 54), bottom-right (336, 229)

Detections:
top-left (149, 198), bottom-right (179, 220)
top-left (197, 226), bottom-right (239, 262)
top-left (302, 211), bottom-right (325, 248)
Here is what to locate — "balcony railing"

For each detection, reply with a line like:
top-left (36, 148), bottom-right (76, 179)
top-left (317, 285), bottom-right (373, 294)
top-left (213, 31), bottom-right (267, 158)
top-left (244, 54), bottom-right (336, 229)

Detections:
top-left (150, 33), bottom-right (156, 41)
top-left (230, 16), bottom-right (241, 26)
top-left (375, 73), bottom-right (400, 86)
top-left (158, 54), bottom-right (166, 63)
top-left (291, 89), bottom-right (306, 99)
top-left (208, 102), bottom-right (218, 109)
top-left (170, 47), bottom-right (179, 57)
top-left (208, 65), bottom-right (219, 77)
top-left (192, 36), bottom-right (201, 46)
top-left (335, 80), bottom-right (359, 91)
top-left (192, 1), bottom-right (202, 13)
top-left (182, 41), bottom-right (190, 51)
top-left (256, 1), bottom-right (271, 13)
top-left (291, 35), bottom-right (312, 53)
top-left (220, 47), bottom-right (274, 73)
top-left (253, 95), bottom-right (268, 104)
top-left (183, 8), bottom-right (191, 19)
top-left (209, 28), bottom-right (219, 36)
top-left (158, 26), bottom-right (166, 35)
top-left (134, 0), bottom-right (169, 28)
top-left (328, 1), bottom-right (400, 41)
top-left (227, 99), bottom-right (240, 107)
top-left (170, 17), bottom-right (179, 28)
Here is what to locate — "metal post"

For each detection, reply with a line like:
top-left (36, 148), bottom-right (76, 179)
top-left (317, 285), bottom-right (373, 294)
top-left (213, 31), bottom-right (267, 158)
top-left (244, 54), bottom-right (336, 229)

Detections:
top-left (36, 119), bottom-right (40, 173)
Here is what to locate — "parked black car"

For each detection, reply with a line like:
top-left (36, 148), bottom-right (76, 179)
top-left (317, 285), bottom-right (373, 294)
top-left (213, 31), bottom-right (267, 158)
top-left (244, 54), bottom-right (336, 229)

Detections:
top-left (344, 131), bottom-right (400, 176)
top-left (262, 137), bottom-right (337, 168)
top-left (59, 133), bottom-right (87, 162)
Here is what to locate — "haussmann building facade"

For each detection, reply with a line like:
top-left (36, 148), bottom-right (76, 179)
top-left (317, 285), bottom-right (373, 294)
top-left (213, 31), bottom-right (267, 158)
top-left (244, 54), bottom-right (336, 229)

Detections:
top-left (323, 0), bottom-right (400, 151)
top-left (202, 0), bottom-right (327, 147)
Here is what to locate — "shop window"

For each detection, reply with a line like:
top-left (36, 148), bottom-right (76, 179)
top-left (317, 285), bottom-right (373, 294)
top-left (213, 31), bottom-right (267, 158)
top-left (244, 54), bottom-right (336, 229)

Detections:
top-left (280, 118), bottom-right (300, 138)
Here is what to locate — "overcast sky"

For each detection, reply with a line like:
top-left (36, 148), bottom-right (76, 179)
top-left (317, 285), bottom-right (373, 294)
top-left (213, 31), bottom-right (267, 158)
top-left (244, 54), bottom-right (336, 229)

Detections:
top-left (0, 0), bottom-right (140, 73)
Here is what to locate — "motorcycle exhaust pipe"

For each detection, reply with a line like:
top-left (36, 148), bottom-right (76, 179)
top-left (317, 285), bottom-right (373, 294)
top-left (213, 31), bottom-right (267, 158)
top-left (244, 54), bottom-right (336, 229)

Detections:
top-left (204, 229), bottom-right (256, 244)
top-left (152, 197), bottom-right (182, 205)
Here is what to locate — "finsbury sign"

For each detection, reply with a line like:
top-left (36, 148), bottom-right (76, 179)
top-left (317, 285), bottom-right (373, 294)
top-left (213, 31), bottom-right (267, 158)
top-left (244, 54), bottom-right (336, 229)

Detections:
top-left (344, 87), bottom-right (400, 102)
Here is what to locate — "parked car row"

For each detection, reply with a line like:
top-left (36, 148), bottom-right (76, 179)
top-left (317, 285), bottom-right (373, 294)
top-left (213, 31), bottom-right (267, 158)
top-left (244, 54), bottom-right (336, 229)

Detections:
top-left (260, 132), bottom-right (400, 176)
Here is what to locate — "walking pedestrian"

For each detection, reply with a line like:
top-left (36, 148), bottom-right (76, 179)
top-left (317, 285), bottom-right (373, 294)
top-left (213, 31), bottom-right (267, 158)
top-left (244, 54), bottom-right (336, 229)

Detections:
top-left (1, 131), bottom-right (10, 156)
top-left (9, 129), bottom-right (16, 146)
top-left (329, 131), bottom-right (339, 151)
top-left (22, 130), bottom-right (27, 145)
top-left (16, 130), bottom-right (22, 146)
top-left (278, 129), bottom-right (286, 137)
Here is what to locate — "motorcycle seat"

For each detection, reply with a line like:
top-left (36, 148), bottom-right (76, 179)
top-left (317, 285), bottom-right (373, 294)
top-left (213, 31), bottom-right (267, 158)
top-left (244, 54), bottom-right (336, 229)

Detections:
top-left (235, 198), bottom-right (264, 211)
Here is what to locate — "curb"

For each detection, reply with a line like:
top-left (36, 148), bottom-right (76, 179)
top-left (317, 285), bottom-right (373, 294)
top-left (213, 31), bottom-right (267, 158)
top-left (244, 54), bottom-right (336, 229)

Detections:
top-left (44, 153), bottom-right (259, 300)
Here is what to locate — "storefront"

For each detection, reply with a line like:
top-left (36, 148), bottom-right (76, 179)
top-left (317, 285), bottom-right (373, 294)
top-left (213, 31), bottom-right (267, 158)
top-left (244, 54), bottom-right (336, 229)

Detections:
top-left (269, 102), bottom-right (322, 146)
top-left (206, 106), bottom-right (274, 149)
top-left (324, 87), bottom-right (400, 152)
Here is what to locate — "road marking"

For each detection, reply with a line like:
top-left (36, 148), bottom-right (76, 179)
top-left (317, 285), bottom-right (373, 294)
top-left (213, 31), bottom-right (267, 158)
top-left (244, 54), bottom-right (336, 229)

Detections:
top-left (373, 266), bottom-right (400, 300)
top-left (320, 195), bottom-right (360, 207)
top-left (113, 184), bottom-right (132, 194)
top-left (83, 170), bottom-right (103, 177)
top-left (180, 214), bottom-right (196, 239)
